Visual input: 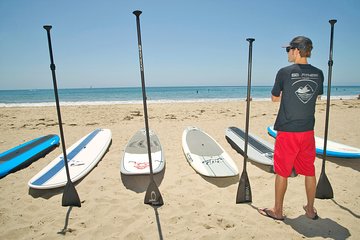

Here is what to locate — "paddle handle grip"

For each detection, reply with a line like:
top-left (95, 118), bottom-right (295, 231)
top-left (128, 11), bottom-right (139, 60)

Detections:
top-left (43, 25), bottom-right (56, 71)
top-left (133, 10), bottom-right (142, 17)
top-left (329, 19), bottom-right (337, 25)
top-left (328, 19), bottom-right (337, 67)
top-left (246, 38), bottom-right (255, 43)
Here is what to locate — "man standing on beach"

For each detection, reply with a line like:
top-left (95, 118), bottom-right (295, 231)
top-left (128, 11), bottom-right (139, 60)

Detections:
top-left (258, 36), bottom-right (324, 220)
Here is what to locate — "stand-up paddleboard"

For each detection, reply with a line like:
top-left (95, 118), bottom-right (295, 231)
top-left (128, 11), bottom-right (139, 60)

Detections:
top-left (182, 126), bottom-right (238, 177)
top-left (121, 129), bottom-right (165, 175)
top-left (267, 126), bottom-right (360, 158)
top-left (225, 127), bottom-right (273, 166)
top-left (28, 129), bottom-right (111, 189)
top-left (0, 135), bottom-right (60, 178)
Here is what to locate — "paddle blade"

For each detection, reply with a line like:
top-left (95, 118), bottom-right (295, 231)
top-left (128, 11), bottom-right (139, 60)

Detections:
top-left (236, 170), bottom-right (252, 203)
top-left (144, 180), bottom-right (163, 206)
top-left (62, 181), bottom-right (81, 207)
top-left (315, 170), bottom-right (334, 199)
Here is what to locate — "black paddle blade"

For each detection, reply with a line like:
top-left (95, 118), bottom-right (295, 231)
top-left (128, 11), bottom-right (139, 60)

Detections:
top-left (62, 181), bottom-right (81, 207)
top-left (315, 170), bottom-right (334, 199)
top-left (144, 180), bottom-right (164, 206)
top-left (236, 170), bottom-right (252, 203)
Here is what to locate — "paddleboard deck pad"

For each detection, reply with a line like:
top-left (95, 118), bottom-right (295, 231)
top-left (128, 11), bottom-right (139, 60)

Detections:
top-left (0, 134), bottom-right (60, 178)
top-left (182, 126), bottom-right (238, 177)
top-left (28, 128), bottom-right (112, 189)
top-left (267, 126), bottom-right (360, 158)
top-left (121, 129), bottom-right (165, 175)
top-left (225, 127), bottom-right (273, 166)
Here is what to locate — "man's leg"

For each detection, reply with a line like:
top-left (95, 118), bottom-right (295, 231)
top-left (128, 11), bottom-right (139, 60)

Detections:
top-left (259, 174), bottom-right (287, 220)
top-left (304, 175), bottom-right (317, 218)
top-left (274, 174), bottom-right (287, 218)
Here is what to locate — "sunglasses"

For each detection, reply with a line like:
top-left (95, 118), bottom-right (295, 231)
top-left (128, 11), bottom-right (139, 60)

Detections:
top-left (286, 47), bottom-right (295, 53)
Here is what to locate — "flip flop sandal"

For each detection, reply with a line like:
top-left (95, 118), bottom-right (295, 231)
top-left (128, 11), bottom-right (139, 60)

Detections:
top-left (258, 208), bottom-right (285, 221)
top-left (303, 205), bottom-right (319, 220)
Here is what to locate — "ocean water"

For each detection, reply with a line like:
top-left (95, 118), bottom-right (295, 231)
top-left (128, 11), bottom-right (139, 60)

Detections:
top-left (0, 86), bottom-right (359, 107)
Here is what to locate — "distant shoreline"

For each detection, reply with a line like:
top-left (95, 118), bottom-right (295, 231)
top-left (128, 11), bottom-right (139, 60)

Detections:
top-left (1, 86), bottom-right (359, 107)
top-left (1, 85), bottom-right (360, 91)
top-left (1, 95), bottom-right (358, 108)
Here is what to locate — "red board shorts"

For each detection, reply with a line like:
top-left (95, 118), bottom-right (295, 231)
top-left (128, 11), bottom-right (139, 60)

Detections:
top-left (274, 130), bottom-right (316, 177)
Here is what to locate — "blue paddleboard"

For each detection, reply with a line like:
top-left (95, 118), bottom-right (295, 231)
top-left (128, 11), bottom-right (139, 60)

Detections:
top-left (0, 135), bottom-right (60, 178)
top-left (267, 126), bottom-right (360, 158)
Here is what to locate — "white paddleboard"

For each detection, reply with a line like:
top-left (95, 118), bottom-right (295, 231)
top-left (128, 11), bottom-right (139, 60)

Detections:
top-left (28, 129), bottom-right (112, 189)
top-left (182, 126), bottom-right (238, 177)
top-left (267, 126), bottom-right (360, 158)
top-left (121, 129), bottom-right (165, 175)
top-left (225, 127), bottom-right (274, 166)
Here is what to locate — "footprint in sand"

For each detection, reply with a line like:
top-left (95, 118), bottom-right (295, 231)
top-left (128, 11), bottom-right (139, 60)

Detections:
top-left (123, 116), bottom-right (133, 121)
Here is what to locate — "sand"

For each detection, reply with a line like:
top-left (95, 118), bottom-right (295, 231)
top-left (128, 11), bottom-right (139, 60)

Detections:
top-left (0, 99), bottom-right (359, 239)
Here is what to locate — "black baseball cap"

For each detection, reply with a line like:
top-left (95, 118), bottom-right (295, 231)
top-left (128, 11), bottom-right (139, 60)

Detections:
top-left (283, 36), bottom-right (313, 51)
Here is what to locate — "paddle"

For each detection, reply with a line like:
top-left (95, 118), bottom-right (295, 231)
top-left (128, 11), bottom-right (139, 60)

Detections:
top-left (43, 25), bottom-right (81, 207)
top-left (133, 10), bottom-right (164, 206)
top-left (236, 38), bottom-right (255, 204)
top-left (315, 19), bottom-right (337, 199)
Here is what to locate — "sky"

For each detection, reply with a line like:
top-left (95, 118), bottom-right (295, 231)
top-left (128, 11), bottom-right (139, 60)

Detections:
top-left (0, 0), bottom-right (359, 90)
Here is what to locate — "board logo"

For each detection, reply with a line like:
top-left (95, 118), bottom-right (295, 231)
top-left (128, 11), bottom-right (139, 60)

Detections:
top-left (149, 191), bottom-right (157, 202)
top-left (130, 161), bottom-right (149, 169)
top-left (186, 153), bottom-right (193, 162)
top-left (295, 84), bottom-right (315, 104)
top-left (202, 156), bottom-right (224, 165)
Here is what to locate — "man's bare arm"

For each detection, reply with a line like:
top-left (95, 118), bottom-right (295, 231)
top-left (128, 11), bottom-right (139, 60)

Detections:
top-left (271, 94), bottom-right (281, 102)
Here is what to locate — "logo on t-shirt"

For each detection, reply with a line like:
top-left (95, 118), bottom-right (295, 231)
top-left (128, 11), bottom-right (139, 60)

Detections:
top-left (295, 84), bottom-right (315, 103)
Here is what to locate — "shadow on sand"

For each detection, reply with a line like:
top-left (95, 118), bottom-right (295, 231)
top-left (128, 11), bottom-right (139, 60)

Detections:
top-left (200, 174), bottom-right (239, 188)
top-left (152, 206), bottom-right (164, 240)
top-left (323, 156), bottom-right (360, 172)
top-left (120, 167), bottom-right (165, 193)
top-left (284, 215), bottom-right (350, 240)
top-left (57, 206), bottom-right (75, 235)
top-left (251, 204), bottom-right (351, 240)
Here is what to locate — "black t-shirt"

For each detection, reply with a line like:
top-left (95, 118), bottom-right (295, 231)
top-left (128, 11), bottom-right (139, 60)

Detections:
top-left (272, 64), bottom-right (324, 132)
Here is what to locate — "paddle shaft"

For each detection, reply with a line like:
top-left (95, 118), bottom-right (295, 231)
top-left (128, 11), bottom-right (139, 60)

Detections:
top-left (43, 26), bottom-right (72, 182)
top-left (133, 11), bottom-right (155, 178)
top-left (235, 38), bottom-right (255, 204)
top-left (243, 38), bottom-right (255, 169)
top-left (133, 10), bottom-right (164, 206)
top-left (321, 19), bottom-right (337, 169)
top-left (315, 20), bottom-right (336, 200)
